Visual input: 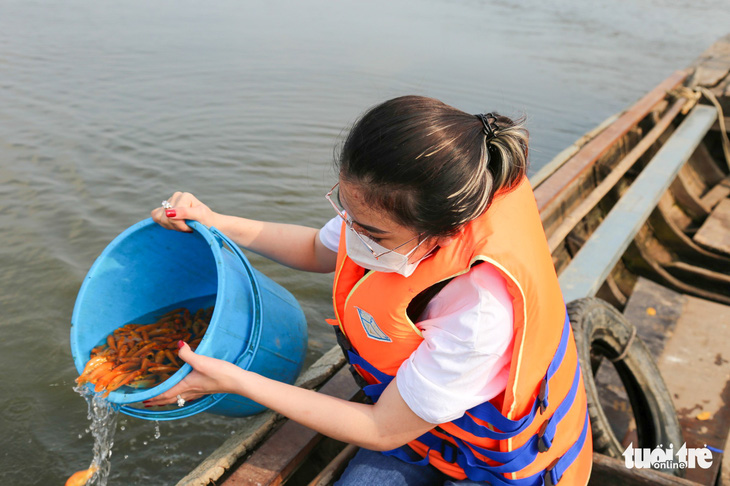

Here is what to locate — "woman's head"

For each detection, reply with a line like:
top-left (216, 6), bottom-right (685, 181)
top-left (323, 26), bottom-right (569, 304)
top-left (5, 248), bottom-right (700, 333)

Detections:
top-left (336, 95), bottom-right (529, 239)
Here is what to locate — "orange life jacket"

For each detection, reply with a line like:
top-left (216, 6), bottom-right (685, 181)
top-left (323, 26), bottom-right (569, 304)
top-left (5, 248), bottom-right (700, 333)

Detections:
top-left (329, 178), bottom-right (592, 484)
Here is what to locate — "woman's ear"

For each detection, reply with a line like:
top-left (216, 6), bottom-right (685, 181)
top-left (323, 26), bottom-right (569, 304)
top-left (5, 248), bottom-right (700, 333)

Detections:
top-left (436, 235), bottom-right (457, 248)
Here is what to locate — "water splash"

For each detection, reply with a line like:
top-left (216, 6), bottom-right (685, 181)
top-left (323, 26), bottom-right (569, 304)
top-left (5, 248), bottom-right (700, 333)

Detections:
top-left (154, 421), bottom-right (161, 440)
top-left (73, 385), bottom-right (120, 486)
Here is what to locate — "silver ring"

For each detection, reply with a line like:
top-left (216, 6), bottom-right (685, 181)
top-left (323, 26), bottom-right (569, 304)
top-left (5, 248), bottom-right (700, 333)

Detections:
top-left (162, 200), bottom-right (173, 210)
top-left (176, 394), bottom-right (185, 407)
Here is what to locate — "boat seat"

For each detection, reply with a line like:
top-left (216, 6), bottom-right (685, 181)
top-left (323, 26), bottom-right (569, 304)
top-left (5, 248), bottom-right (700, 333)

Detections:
top-left (693, 197), bottom-right (730, 255)
top-left (558, 104), bottom-right (718, 302)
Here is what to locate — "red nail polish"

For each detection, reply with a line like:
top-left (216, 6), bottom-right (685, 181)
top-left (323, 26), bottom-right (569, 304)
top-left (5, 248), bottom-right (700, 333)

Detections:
top-left (166, 209), bottom-right (176, 218)
top-left (178, 340), bottom-right (185, 349)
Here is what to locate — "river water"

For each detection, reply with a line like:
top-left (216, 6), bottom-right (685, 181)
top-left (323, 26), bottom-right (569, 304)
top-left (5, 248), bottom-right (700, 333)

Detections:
top-left (1, 1), bottom-right (728, 484)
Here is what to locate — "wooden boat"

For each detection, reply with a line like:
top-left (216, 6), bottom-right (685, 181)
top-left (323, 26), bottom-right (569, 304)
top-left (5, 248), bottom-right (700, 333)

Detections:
top-left (177, 33), bottom-right (730, 486)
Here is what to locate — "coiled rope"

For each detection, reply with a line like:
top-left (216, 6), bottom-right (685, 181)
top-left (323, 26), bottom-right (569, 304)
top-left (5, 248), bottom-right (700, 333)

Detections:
top-left (670, 85), bottom-right (730, 172)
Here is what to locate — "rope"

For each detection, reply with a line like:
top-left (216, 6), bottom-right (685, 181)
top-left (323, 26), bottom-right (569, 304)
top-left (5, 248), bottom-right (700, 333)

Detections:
top-left (696, 86), bottom-right (730, 172)
top-left (609, 324), bottom-right (637, 363)
top-left (670, 85), bottom-right (730, 172)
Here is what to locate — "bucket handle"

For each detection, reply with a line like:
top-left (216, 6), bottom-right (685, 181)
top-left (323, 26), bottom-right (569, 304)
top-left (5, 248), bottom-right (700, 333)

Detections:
top-left (208, 226), bottom-right (264, 364)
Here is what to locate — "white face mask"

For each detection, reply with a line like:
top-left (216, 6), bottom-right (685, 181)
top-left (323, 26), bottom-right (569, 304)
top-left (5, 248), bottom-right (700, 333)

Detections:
top-left (345, 226), bottom-right (431, 277)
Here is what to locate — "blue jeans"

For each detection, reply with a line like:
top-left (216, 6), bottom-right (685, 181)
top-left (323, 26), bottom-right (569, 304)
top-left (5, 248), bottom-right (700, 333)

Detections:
top-left (334, 448), bottom-right (488, 486)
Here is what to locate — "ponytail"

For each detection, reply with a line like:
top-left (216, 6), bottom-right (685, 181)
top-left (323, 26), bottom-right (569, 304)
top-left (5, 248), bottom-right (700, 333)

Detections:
top-left (337, 96), bottom-right (529, 237)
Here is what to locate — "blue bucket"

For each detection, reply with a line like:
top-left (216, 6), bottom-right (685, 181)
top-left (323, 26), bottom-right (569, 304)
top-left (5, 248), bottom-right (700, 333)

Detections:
top-left (70, 218), bottom-right (308, 420)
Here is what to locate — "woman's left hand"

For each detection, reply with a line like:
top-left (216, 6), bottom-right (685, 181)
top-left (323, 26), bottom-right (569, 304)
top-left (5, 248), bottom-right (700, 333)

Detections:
top-left (142, 342), bottom-right (244, 407)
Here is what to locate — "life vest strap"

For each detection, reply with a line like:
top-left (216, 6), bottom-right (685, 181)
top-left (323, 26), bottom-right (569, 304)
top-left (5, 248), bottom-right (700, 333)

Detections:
top-left (460, 310), bottom-right (570, 432)
top-left (341, 308), bottom-right (587, 483)
top-left (448, 364), bottom-right (581, 471)
top-left (461, 411), bottom-right (590, 485)
top-left (350, 310), bottom-right (573, 440)
top-left (386, 410), bottom-right (589, 485)
top-left (346, 349), bottom-right (394, 386)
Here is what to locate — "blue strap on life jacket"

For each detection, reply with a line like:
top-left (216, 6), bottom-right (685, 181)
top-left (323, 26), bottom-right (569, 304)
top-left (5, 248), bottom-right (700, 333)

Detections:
top-left (448, 364), bottom-right (582, 472)
top-left (351, 310), bottom-right (570, 432)
top-left (381, 362), bottom-right (581, 475)
top-left (450, 311), bottom-right (571, 440)
top-left (382, 409), bottom-right (589, 486)
top-left (458, 411), bottom-right (590, 486)
top-left (345, 309), bottom-right (587, 484)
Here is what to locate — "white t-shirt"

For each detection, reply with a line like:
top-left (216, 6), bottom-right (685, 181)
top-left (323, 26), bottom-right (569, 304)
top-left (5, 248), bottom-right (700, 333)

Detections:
top-left (319, 217), bottom-right (514, 424)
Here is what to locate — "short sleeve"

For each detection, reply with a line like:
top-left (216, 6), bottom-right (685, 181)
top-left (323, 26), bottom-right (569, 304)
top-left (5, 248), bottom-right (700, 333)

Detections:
top-left (395, 263), bottom-right (514, 424)
top-left (319, 216), bottom-right (342, 252)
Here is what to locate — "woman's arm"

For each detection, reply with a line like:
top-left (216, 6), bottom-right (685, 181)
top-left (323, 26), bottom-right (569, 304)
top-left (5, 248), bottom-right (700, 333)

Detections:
top-left (143, 343), bottom-right (434, 451)
top-left (152, 191), bottom-right (337, 273)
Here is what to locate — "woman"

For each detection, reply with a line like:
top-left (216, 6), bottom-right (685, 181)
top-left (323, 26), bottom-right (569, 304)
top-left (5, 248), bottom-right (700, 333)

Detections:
top-left (145, 96), bottom-right (592, 485)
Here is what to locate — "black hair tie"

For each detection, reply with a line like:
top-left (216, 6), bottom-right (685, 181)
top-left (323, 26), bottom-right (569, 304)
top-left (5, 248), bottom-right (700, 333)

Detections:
top-left (475, 113), bottom-right (500, 142)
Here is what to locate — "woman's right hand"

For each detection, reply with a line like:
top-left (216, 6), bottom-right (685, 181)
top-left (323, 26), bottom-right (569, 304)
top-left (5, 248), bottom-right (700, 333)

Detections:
top-left (151, 191), bottom-right (217, 232)
top-left (142, 341), bottom-right (246, 407)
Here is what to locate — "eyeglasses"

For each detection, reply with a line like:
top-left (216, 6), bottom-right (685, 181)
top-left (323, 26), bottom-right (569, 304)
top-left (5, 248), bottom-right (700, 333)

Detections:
top-left (325, 182), bottom-right (422, 259)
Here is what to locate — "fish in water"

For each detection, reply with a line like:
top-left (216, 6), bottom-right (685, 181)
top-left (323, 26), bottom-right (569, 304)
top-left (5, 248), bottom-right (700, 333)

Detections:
top-left (75, 306), bottom-right (213, 395)
top-left (65, 465), bottom-right (98, 486)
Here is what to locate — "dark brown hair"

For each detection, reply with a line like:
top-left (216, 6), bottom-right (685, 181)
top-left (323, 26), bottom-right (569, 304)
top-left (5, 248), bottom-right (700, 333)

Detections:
top-left (336, 95), bottom-right (529, 237)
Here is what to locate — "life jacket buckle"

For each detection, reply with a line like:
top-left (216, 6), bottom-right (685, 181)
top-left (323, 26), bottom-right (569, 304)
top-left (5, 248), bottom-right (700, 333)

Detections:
top-left (544, 457), bottom-right (560, 486)
top-left (537, 420), bottom-right (551, 453)
top-left (538, 379), bottom-right (548, 414)
top-left (439, 440), bottom-right (459, 464)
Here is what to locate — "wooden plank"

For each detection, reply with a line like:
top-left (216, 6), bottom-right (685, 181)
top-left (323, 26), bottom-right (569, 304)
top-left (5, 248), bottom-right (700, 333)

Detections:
top-left (534, 71), bottom-right (687, 214)
top-left (177, 346), bottom-right (346, 486)
top-left (721, 429), bottom-right (730, 486)
top-left (530, 112), bottom-right (621, 189)
top-left (699, 175), bottom-right (730, 209)
top-left (178, 413), bottom-right (282, 486)
top-left (547, 99), bottom-right (685, 253)
top-left (654, 294), bottom-right (730, 485)
top-left (590, 453), bottom-right (704, 486)
top-left (693, 198), bottom-right (730, 255)
top-left (670, 168), bottom-right (712, 219)
top-left (559, 105), bottom-right (718, 302)
top-left (220, 368), bottom-right (361, 486)
top-left (622, 278), bottom-right (685, 359)
top-left (615, 279), bottom-right (730, 485)
top-left (688, 33), bottom-right (730, 87)
top-left (307, 444), bottom-right (358, 486)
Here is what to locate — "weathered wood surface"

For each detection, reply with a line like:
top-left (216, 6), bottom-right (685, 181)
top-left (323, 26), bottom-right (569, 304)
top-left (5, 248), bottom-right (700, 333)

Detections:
top-left (654, 293), bottom-right (730, 485)
top-left (558, 105), bottom-right (718, 303)
top-left (589, 453), bottom-right (704, 486)
top-left (176, 346), bottom-right (346, 486)
top-left (617, 278), bottom-right (730, 486)
top-left (546, 98), bottom-right (686, 253)
top-left (530, 112), bottom-right (620, 189)
top-left (693, 198), bottom-right (730, 255)
top-left (306, 444), bottom-right (358, 486)
top-left (722, 429), bottom-right (730, 486)
top-left (533, 70), bottom-right (687, 216)
top-left (700, 175), bottom-right (730, 209)
top-left (220, 367), bottom-right (360, 486)
top-left (688, 33), bottom-right (730, 89)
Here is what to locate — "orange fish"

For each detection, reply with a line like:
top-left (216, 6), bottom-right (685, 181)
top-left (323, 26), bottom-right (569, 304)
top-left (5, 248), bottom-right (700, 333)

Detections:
top-left (65, 464), bottom-right (98, 486)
